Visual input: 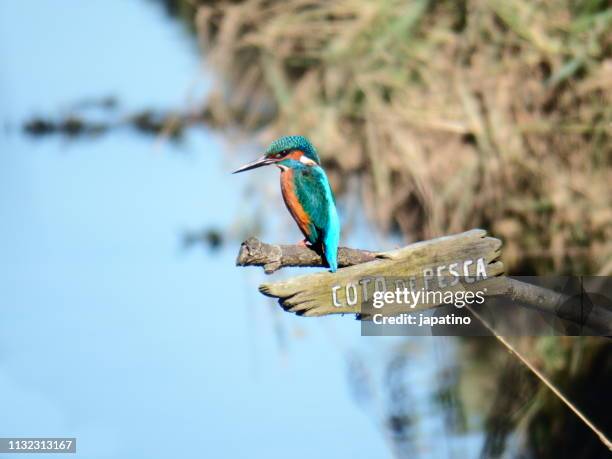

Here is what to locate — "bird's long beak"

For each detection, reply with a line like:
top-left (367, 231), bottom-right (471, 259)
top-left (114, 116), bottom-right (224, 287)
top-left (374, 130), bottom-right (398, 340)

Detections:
top-left (232, 155), bottom-right (275, 174)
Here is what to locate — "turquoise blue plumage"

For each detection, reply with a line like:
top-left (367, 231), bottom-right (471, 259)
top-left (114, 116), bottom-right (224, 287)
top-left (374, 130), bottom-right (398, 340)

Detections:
top-left (233, 136), bottom-right (340, 272)
top-left (279, 158), bottom-right (340, 271)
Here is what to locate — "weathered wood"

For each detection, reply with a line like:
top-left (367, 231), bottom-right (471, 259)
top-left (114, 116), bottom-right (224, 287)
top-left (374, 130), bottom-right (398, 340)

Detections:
top-left (237, 230), bottom-right (611, 333)
top-left (257, 229), bottom-right (503, 316)
top-left (236, 237), bottom-right (380, 274)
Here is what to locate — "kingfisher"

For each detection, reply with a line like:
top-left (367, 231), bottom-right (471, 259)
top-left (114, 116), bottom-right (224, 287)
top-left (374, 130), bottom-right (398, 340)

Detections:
top-left (233, 135), bottom-right (340, 272)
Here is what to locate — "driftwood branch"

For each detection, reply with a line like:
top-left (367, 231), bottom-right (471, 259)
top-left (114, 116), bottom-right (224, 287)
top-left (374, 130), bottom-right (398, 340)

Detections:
top-left (242, 229), bottom-right (504, 314)
top-left (236, 230), bottom-right (611, 334)
top-left (236, 237), bottom-right (380, 273)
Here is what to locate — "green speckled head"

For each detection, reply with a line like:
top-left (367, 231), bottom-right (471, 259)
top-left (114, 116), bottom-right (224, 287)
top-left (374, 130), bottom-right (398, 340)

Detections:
top-left (232, 135), bottom-right (321, 174)
top-left (264, 136), bottom-right (320, 164)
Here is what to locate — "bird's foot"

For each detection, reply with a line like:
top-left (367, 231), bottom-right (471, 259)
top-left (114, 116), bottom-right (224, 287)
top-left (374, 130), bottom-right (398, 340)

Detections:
top-left (297, 239), bottom-right (312, 248)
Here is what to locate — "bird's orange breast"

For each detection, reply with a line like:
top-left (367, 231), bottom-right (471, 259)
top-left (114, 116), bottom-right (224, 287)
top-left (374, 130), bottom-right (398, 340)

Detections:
top-left (280, 169), bottom-right (312, 239)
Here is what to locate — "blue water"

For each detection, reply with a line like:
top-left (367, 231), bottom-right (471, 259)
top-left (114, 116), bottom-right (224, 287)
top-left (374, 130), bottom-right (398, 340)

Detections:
top-left (0, 1), bottom-right (393, 458)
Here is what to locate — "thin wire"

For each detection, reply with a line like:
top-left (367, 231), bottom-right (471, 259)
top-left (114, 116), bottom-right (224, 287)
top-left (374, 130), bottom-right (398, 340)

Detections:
top-left (467, 306), bottom-right (612, 451)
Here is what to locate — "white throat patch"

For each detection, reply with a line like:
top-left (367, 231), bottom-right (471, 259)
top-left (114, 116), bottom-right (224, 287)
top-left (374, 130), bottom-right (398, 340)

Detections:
top-left (299, 155), bottom-right (317, 166)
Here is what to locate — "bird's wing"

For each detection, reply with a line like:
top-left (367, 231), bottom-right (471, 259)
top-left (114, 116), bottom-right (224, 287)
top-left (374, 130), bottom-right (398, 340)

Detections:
top-left (293, 166), bottom-right (338, 244)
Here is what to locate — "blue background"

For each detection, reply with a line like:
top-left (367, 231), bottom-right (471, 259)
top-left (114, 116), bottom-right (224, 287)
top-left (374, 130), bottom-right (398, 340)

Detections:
top-left (0, 1), bottom-right (394, 458)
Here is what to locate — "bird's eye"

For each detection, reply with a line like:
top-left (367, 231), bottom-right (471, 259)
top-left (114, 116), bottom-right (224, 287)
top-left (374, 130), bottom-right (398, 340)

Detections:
top-left (275, 149), bottom-right (289, 158)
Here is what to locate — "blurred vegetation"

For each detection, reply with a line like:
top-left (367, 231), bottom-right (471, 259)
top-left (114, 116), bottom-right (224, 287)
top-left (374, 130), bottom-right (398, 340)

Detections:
top-left (160, 0), bottom-right (611, 276)
top-left (23, 96), bottom-right (194, 141)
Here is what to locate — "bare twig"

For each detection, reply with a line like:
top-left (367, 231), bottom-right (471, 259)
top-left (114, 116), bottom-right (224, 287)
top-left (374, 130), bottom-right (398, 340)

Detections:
top-left (468, 305), bottom-right (612, 451)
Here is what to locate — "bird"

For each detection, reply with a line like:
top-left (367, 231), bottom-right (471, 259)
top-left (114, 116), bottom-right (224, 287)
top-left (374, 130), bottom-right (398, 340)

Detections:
top-left (233, 135), bottom-right (340, 272)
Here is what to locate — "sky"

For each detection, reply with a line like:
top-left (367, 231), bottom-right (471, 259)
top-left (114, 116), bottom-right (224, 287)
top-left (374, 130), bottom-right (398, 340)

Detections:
top-left (0, 1), bottom-right (395, 458)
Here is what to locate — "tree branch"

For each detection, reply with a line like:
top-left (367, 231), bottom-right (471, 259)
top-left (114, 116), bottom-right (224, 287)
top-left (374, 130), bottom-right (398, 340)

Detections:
top-left (236, 233), bottom-right (611, 334)
top-left (476, 277), bottom-right (612, 334)
top-left (236, 237), bottom-right (380, 274)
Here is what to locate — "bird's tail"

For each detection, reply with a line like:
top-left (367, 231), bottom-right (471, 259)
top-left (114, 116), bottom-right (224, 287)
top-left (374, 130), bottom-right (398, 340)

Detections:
top-left (324, 240), bottom-right (338, 273)
top-left (323, 204), bottom-right (340, 273)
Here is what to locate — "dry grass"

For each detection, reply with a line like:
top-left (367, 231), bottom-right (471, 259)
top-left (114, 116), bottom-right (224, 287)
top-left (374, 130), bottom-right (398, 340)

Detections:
top-left (192, 0), bottom-right (611, 274)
